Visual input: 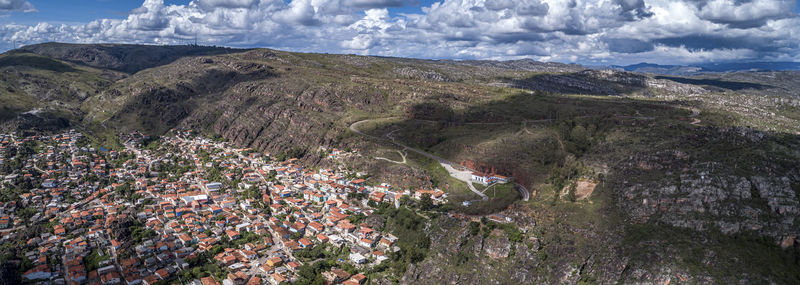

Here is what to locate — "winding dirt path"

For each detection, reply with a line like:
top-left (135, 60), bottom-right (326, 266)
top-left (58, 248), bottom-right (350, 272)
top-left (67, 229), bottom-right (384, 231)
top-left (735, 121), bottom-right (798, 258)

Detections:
top-left (689, 107), bottom-right (702, 126)
top-left (350, 119), bottom-right (534, 201)
top-left (350, 119), bottom-right (489, 200)
top-left (375, 149), bottom-right (407, 164)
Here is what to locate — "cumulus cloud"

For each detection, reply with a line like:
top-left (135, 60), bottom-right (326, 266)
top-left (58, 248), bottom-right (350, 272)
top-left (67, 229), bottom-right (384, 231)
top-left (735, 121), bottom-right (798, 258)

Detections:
top-left (695, 0), bottom-right (795, 28)
top-left (0, 0), bottom-right (798, 65)
top-left (273, 0), bottom-right (321, 26)
top-left (343, 0), bottom-right (416, 9)
top-left (0, 0), bottom-right (36, 12)
top-left (194, 0), bottom-right (260, 10)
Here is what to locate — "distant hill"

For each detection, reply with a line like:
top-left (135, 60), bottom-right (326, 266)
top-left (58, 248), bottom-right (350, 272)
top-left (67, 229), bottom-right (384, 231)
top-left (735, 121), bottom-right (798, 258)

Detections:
top-left (610, 61), bottom-right (800, 75)
top-left (16, 42), bottom-right (244, 73)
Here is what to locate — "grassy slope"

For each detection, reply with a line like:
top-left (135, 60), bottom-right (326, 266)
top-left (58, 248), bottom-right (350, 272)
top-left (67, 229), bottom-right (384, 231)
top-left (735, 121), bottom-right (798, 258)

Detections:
top-left (0, 52), bottom-right (120, 128)
top-left (358, 88), bottom-right (800, 282)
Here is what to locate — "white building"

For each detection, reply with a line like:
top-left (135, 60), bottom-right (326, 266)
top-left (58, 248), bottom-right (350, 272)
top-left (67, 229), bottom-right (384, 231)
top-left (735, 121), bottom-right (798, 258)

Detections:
top-left (349, 253), bottom-right (367, 264)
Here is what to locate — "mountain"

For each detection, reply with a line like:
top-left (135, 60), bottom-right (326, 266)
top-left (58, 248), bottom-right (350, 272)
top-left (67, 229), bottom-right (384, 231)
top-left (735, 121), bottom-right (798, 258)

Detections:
top-left (1, 43), bottom-right (800, 283)
top-left (612, 61), bottom-right (800, 75)
top-left (17, 42), bottom-right (241, 73)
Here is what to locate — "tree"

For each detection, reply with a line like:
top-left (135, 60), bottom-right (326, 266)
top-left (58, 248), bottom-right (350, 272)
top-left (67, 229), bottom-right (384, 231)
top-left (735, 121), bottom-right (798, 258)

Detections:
top-left (468, 221), bottom-right (480, 236)
top-left (419, 193), bottom-right (434, 211)
top-left (399, 195), bottom-right (411, 206)
top-left (566, 182), bottom-right (577, 202)
top-left (568, 125), bottom-right (590, 155)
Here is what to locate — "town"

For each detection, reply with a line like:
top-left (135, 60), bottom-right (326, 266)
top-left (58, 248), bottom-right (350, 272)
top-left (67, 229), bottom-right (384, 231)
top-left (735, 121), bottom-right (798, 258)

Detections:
top-left (0, 129), bottom-right (482, 285)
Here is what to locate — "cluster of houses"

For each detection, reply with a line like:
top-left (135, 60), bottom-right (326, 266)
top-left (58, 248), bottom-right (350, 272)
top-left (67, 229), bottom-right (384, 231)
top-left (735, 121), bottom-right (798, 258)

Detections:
top-left (1, 129), bottom-right (449, 285)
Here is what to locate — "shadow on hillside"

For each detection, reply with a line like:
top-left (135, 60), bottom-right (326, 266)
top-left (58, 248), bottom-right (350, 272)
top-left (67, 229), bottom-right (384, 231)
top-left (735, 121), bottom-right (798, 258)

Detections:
top-left (507, 70), bottom-right (649, 95)
top-left (17, 42), bottom-right (251, 73)
top-left (109, 62), bottom-right (276, 135)
top-left (366, 92), bottom-right (689, 214)
top-left (367, 91), bottom-right (800, 216)
top-left (397, 92), bottom-right (800, 281)
top-left (654, 76), bottom-right (772, 91)
top-left (0, 54), bottom-right (77, 73)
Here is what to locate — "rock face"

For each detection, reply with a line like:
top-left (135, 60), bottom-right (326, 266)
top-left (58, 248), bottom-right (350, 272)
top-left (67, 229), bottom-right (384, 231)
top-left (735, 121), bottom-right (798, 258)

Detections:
top-left (617, 145), bottom-right (800, 243)
top-left (483, 229), bottom-right (511, 259)
top-left (96, 52), bottom-right (359, 156)
top-left (452, 58), bottom-right (585, 73)
top-left (401, 216), bottom-right (544, 284)
top-left (505, 69), bottom-right (661, 95)
top-left (394, 67), bottom-right (452, 82)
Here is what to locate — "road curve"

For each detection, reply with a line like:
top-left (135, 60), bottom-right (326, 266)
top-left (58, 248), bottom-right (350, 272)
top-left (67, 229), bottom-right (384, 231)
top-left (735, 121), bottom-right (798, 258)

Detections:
top-left (350, 119), bottom-right (531, 201)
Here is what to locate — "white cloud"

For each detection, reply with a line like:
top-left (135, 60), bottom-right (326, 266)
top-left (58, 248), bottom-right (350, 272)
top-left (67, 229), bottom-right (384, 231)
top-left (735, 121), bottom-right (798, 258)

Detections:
top-left (0, 0), bottom-right (35, 12)
top-left (273, 0), bottom-right (321, 26)
top-left (697, 0), bottom-right (795, 28)
top-left (1, 0), bottom-right (798, 64)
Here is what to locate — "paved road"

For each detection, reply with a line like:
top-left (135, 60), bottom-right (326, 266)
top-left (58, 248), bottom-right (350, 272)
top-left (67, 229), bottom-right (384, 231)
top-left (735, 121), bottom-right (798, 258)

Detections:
top-left (351, 119), bottom-right (495, 200)
top-left (0, 225), bottom-right (25, 233)
top-left (350, 119), bottom-right (534, 201)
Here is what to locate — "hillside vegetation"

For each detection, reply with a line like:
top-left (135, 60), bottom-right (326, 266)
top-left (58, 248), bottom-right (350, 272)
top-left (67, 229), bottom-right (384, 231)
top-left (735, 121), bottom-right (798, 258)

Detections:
top-left (2, 43), bottom-right (800, 283)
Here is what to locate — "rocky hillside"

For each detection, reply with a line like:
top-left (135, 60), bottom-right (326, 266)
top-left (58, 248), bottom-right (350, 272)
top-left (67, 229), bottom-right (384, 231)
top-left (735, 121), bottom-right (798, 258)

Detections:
top-left (2, 43), bottom-right (800, 283)
top-left (18, 42), bottom-right (239, 73)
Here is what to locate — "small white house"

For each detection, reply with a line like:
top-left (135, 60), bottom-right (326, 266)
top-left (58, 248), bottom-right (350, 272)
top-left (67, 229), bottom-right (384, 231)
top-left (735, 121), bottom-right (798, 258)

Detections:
top-left (471, 172), bottom-right (489, 185)
top-left (349, 253), bottom-right (367, 264)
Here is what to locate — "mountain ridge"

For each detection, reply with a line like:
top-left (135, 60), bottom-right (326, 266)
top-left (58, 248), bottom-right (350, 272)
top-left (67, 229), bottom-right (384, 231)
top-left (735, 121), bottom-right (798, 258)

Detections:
top-left (609, 61), bottom-right (800, 75)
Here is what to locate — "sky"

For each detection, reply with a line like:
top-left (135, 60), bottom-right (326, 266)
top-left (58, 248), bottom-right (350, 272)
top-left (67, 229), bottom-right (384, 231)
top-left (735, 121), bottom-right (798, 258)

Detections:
top-left (1, 0), bottom-right (799, 65)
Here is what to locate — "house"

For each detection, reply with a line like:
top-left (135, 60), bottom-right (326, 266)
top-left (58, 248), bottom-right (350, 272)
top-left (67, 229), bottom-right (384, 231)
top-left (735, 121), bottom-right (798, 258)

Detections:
top-left (23, 264), bottom-right (52, 280)
top-left (142, 275), bottom-right (159, 285)
top-left (123, 271), bottom-right (142, 285)
top-left (269, 273), bottom-right (286, 285)
top-left (155, 268), bottom-right (169, 279)
top-left (349, 252), bottom-right (367, 264)
top-left (322, 268), bottom-right (351, 284)
top-left (471, 171), bottom-right (511, 185)
top-left (226, 230), bottom-right (241, 240)
top-left (298, 238), bottom-right (313, 248)
top-left (206, 182), bottom-right (223, 191)
top-left (307, 221), bottom-right (324, 233)
top-left (179, 234), bottom-right (195, 246)
top-left (471, 172), bottom-right (490, 185)
top-left (101, 271), bottom-right (121, 285)
top-left (369, 192), bottom-right (386, 202)
top-left (379, 236), bottom-right (395, 248)
top-left (286, 261), bottom-right (300, 272)
top-left (358, 238), bottom-right (375, 248)
top-left (42, 179), bottom-right (57, 188)
top-left (260, 264), bottom-right (274, 275)
top-left (246, 277), bottom-right (261, 285)
top-left (349, 273), bottom-right (367, 284)
top-left (491, 174), bottom-right (510, 183)
top-left (224, 271), bottom-right (248, 285)
top-left (266, 256), bottom-right (283, 267)
top-left (201, 276), bottom-right (221, 285)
